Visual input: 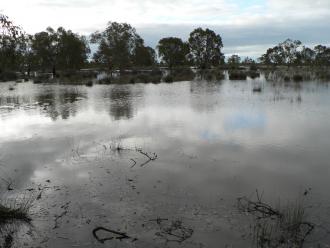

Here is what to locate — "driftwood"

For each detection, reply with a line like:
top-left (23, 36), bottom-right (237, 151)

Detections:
top-left (135, 148), bottom-right (158, 167)
top-left (92, 227), bottom-right (133, 243)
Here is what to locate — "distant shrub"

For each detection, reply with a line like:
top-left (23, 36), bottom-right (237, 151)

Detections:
top-left (0, 71), bottom-right (18, 82)
top-left (284, 76), bottom-right (291, 82)
top-left (247, 71), bottom-right (260, 79)
top-left (200, 70), bottom-right (225, 81)
top-left (166, 68), bottom-right (195, 82)
top-left (293, 74), bottom-right (303, 82)
top-left (229, 71), bottom-right (247, 80)
top-left (163, 74), bottom-right (174, 83)
top-left (98, 76), bottom-right (112, 84)
top-left (249, 64), bottom-right (258, 71)
top-left (85, 80), bottom-right (93, 87)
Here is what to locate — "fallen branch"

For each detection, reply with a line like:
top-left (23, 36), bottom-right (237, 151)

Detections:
top-left (237, 196), bottom-right (282, 219)
top-left (92, 227), bottom-right (132, 243)
top-left (136, 148), bottom-right (158, 167)
top-left (130, 159), bottom-right (137, 168)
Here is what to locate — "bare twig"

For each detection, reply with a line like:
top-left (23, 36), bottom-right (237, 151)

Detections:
top-left (136, 148), bottom-right (158, 167)
top-left (92, 227), bottom-right (132, 243)
top-left (130, 159), bottom-right (137, 168)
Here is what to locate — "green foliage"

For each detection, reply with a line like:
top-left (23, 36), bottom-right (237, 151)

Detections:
top-left (314, 45), bottom-right (330, 66)
top-left (188, 28), bottom-right (224, 69)
top-left (0, 14), bottom-right (25, 73)
top-left (157, 37), bottom-right (189, 68)
top-left (228, 54), bottom-right (241, 69)
top-left (31, 27), bottom-right (90, 74)
top-left (260, 39), bottom-right (330, 66)
top-left (56, 27), bottom-right (90, 70)
top-left (132, 46), bottom-right (157, 67)
top-left (229, 71), bottom-right (248, 80)
top-left (91, 22), bottom-right (150, 70)
top-left (259, 39), bottom-right (302, 65)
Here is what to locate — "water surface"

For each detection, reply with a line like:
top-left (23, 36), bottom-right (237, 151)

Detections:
top-left (0, 78), bottom-right (330, 247)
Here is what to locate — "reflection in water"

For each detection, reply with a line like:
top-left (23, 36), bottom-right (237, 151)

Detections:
top-left (104, 86), bottom-right (134, 120)
top-left (224, 111), bottom-right (266, 131)
top-left (190, 81), bottom-right (222, 113)
top-left (37, 88), bottom-right (86, 120)
top-left (0, 79), bottom-right (330, 247)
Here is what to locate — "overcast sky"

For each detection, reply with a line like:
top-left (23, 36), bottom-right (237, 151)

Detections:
top-left (1, 0), bottom-right (330, 58)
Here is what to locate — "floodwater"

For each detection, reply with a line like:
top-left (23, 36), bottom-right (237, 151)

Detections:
top-left (0, 77), bottom-right (330, 247)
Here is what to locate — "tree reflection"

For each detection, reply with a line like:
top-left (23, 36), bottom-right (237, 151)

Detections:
top-left (35, 88), bottom-right (86, 121)
top-left (189, 81), bottom-right (222, 113)
top-left (104, 86), bottom-right (134, 120)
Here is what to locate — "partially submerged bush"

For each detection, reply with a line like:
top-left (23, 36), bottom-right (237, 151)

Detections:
top-left (163, 68), bottom-right (195, 82)
top-left (293, 74), bottom-right (303, 82)
top-left (163, 74), bottom-right (173, 83)
top-left (229, 71), bottom-right (248, 80)
top-left (199, 70), bottom-right (225, 81)
top-left (284, 76), bottom-right (291, 82)
top-left (238, 193), bottom-right (314, 248)
top-left (0, 196), bottom-right (33, 225)
top-left (97, 70), bottom-right (163, 84)
top-left (85, 80), bottom-right (93, 87)
top-left (98, 76), bottom-right (112, 84)
top-left (33, 73), bottom-right (53, 84)
top-left (57, 70), bottom-right (98, 80)
top-left (0, 204), bottom-right (31, 224)
top-left (247, 71), bottom-right (260, 79)
top-left (0, 71), bottom-right (18, 82)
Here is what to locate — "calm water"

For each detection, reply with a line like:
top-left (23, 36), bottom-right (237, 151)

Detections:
top-left (0, 78), bottom-right (330, 247)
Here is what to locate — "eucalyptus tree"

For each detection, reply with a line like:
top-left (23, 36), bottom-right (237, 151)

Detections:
top-left (91, 22), bottom-right (144, 71)
top-left (0, 14), bottom-right (25, 73)
top-left (227, 54), bottom-right (241, 68)
top-left (31, 27), bottom-right (89, 74)
top-left (56, 27), bottom-right (90, 70)
top-left (259, 39), bottom-right (302, 66)
top-left (31, 27), bottom-right (58, 74)
top-left (314, 45), bottom-right (330, 66)
top-left (298, 46), bottom-right (316, 65)
top-left (157, 37), bottom-right (189, 68)
top-left (132, 45), bottom-right (156, 67)
top-left (188, 28), bottom-right (224, 69)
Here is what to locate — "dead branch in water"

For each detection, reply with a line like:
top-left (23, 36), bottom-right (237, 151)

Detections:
top-left (237, 197), bottom-right (282, 219)
top-left (92, 227), bottom-right (134, 243)
top-left (130, 159), bottom-right (137, 168)
top-left (136, 148), bottom-right (158, 167)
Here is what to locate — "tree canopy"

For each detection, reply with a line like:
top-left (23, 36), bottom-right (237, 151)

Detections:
top-left (3, 14), bottom-right (330, 78)
top-left (188, 28), bottom-right (224, 69)
top-left (91, 22), bottom-right (153, 70)
top-left (31, 27), bottom-right (90, 74)
top-left (0, 14), bottom-right (25, 72)
top-left (227, 54), bottom-right (241, 68)
top-left (157, 37), bottom-right (189, 68)
top-left (259, 39), bottom-right (330, 66)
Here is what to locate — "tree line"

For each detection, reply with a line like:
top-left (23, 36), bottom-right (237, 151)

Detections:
top-left (1, 14), bottom-right (330, 78)
top-left (259, 39), bottom-right (330, 66)
top-left (1, 15), bottom-right (224, 75)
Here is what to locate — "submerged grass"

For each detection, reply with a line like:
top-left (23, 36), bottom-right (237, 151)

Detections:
top-left (238, 192), bottom-right (314, 248)
top-left (0, 194), bottom-right (33, 225)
